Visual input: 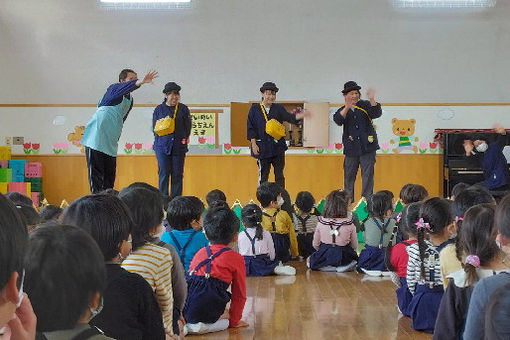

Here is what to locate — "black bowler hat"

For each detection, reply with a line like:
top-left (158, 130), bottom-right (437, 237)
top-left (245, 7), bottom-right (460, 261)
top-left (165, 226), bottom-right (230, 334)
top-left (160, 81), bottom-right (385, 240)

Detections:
top-left (163, 82), bottom-right (181, 94)
top-left (342, 81), bottom-right (361, 94)
top-left (260, 82), bottom-right (279, 93)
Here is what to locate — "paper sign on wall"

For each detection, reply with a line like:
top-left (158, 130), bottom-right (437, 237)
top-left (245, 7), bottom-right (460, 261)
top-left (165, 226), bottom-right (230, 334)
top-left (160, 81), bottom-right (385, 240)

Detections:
top-left (189, 112), bottom-right (216, 145)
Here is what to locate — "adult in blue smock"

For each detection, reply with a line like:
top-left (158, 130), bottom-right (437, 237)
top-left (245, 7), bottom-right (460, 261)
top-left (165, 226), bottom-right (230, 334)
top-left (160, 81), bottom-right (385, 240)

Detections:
top-left (333, 81), bottom-right (382, 200)
top-left (463, 124), bottom-right (509, 190)
top-left (152, 82), bottom-right (191, 198)
top-left (82, 69), bottom-right (158, 194)
top-left (247, 82), bottom-right (306, 188)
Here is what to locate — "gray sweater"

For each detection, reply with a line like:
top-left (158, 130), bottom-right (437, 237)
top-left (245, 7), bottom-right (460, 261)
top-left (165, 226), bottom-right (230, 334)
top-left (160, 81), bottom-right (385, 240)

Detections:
top-left (463, 271), bottom-right (510, 340)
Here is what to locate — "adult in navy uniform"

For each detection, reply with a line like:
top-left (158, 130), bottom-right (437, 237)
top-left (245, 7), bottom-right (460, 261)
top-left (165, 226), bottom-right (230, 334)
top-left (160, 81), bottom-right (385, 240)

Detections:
top-left (247, 82), bottom-right (306, 188)
top-left (153, 82), bottom-right (191, 198)
top-left (333, 81), bottom-right (382, 200)
top-left (82, 69), bottom-right (158, 194)
top-left (463, 123), bottom-right (509, 190)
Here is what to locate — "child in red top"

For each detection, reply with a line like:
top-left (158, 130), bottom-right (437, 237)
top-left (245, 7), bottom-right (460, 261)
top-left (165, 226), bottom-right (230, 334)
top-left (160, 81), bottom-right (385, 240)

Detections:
top-left (385, 202), bottom-right (421, 316)
top-left (183, 202), bottom-right (248, 335)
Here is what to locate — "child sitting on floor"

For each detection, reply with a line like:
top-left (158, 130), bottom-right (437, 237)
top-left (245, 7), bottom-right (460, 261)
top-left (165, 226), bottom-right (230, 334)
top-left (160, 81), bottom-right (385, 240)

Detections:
top-left (292, 191), bottom-right (318, 259)
top-left (161, 196), bottom-right (209, 272)
top-left (183, 202), bottom-right (248, 334)
top-left (385, 202), bottom-right (421, 316)
top-left (308, 190), bottom-right (358, 272)
top-left (256, 182), bottom-right (298, 262)
top-left (238, 204), bottom-right (296, 276)
top-left (357, 191), bottom-right (396, 275)
top-left (407, 197), bottom-right (454, 334)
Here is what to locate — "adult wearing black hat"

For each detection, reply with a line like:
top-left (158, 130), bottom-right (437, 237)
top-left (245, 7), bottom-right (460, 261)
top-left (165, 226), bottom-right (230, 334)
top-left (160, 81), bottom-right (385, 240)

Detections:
top-left (333, 81), bottom-right (382, 200)
top-left (153, 82), bottom-right (191, 198)
top-left (247, 82), bottom-right (306, 188)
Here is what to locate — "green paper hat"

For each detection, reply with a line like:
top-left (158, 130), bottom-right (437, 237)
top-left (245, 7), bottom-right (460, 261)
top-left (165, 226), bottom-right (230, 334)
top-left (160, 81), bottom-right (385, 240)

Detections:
top-left (352, 197), bottom-right (368, 223)
top-left (231, 199), bottom-right (245, 232)
top-left (394, 199), bottom-right (403, 213)
top-left (316, 198), bottom-right (325, 214)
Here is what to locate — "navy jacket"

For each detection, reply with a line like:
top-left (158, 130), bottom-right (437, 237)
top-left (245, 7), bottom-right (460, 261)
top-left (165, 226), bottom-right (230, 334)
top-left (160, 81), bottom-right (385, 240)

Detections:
top-left (152, 101), bottom-right (191, 155)
top-left (246, 103), bottom-right (299, 159)
top-left (468, 134), bottom-right (509, 189)
top-left (333, 100), bottom-right (382, 157)
top-left (98, 79), bottom-right (138, 122)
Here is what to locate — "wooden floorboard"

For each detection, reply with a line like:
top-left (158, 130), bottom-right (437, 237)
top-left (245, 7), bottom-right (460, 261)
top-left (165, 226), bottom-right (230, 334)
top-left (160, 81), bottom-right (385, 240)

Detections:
top-left (186, 262), bottom-right (432, 340)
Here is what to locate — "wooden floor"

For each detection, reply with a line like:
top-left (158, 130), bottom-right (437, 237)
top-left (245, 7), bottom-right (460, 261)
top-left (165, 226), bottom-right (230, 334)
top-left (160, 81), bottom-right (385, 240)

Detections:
top-left (187, 262), bottom-right (432, 340)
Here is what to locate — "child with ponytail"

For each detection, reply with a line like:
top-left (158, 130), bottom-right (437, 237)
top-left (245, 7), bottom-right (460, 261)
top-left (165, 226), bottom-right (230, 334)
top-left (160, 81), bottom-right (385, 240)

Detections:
top-left (406, 197), bottom-right (454, 333)
top-left (357, 191), bottom-right (396, 274)
top-left (384, 202), bottom-right (421, 316)
top-left (433, 203), bottom-right (505, 340)
top-left (238, 204), bottom-right (296, 276)
top-left (439, 186), bottom-right (495, 288)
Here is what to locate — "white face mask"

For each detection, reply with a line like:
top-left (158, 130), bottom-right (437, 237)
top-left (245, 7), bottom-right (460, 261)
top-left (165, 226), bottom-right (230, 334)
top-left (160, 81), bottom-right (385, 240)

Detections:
top-left (87, 296), bottom-right (104, 322)
top-left (277, 197), bottom-right (285, 206)
top-left (476, 142), bottom-right (488, 153)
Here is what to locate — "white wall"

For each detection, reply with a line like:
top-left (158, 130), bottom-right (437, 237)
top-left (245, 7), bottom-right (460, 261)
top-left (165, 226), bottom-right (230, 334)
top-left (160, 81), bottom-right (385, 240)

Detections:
top-left (0, 104), bottom-right (505, 155)
top-left (1, 0), bottom-right (510, 104)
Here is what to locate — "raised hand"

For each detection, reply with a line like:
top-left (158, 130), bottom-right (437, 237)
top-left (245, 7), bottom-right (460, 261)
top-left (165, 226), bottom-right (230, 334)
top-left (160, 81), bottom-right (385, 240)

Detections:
top-left (296, 109), bottom-right (311, 120)
top-left (366, 88), bottom-right (376, 101)
top-left (493, 123), bottom-right (506, 135)
top-left (344, 96), bottom-right (353, 111)
top-left (463, 140), bottom-right (474, 155)
top-left (141, 70), bottom-right (159, 84)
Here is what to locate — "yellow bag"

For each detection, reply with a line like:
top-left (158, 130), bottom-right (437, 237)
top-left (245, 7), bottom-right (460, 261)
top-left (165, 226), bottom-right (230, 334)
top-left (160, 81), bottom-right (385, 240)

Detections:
top-left (260, 104), bottom-right (285, 140)
top-left (154, 115), bottom-right (175, 136)
top-left (154, 103), bottom-right (178, 136)
top-left (265, 119), bottom-right (286, 140)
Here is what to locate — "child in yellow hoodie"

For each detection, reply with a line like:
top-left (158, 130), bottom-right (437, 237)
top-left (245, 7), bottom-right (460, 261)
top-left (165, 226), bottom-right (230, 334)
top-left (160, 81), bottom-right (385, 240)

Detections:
top-left (256, 182), bottom-right (298, 262)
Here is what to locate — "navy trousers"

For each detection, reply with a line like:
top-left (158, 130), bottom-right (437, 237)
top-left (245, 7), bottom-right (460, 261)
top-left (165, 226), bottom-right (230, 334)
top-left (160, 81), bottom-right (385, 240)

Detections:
top-left (155, 149), bottom-right (185, 198)
top-left (343, 151), bottom-right (376, 200)
top-left (257, 153), bottom-right (285, 188)
top-left (85, 147), bottom-right (116, 194)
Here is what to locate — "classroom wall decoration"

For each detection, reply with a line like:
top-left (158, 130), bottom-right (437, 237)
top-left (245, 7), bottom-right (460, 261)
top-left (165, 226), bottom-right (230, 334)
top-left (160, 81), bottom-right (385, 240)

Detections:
top-left (390, 118), bottom-right (419, 154)
top-left (67, 126), bottom-right (85, 153)
top-left (189, 112), bottom-right (217, 147)
top-left (0, 104), bottom-right (505, 155)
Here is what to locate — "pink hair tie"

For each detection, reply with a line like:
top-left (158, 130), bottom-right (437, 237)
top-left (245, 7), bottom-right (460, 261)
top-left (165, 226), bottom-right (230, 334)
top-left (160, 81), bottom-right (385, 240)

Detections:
top-left (415, 218), bottom-right (431, 231)
top-left (465, 255), bottom-right (480, 268)
top-left (455, 216), bottom-right (463, 223)
top-left (396, 212), bottom-right (402, 224)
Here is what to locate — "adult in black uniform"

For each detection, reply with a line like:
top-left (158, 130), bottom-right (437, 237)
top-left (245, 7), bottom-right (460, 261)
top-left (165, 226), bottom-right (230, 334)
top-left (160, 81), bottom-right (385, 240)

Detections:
top-left (247, 82), bottom-right (306, 188)
top-left (333, 81), bottom-right (382, 200)
top-left (152, 82), bottom-right (191, 198)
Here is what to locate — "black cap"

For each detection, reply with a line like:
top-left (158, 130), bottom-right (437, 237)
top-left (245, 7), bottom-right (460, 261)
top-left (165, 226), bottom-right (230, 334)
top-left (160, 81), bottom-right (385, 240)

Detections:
top-left (342, 81), bottom-right (361, 94)
top-left (163, 82), bottom-right (181, 94)
top-left (260, 82), bottom-right (279, 93)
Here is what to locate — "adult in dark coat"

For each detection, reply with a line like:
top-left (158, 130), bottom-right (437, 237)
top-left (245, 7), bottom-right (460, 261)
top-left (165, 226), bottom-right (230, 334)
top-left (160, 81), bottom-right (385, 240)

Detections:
top-left (153, 82), bottom-right (191, 198)
top-left (333, 81), bottom-right (382, 200)
top-left (463, 124), bottom-right (509, 190)
top-left (246, 82), bottom-right (306, 188)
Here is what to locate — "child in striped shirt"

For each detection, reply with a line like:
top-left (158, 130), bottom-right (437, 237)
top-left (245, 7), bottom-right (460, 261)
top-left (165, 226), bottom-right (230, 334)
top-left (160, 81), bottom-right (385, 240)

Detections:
top-left (406, 197), bottom-right (454, 334)
top-left (119, 187), bottom-right (176, 338)
top-left (292, 191), bottom-right (318, 259)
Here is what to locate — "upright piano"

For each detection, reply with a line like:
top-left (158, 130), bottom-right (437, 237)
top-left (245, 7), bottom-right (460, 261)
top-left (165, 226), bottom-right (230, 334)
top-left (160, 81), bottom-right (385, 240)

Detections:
top-left (436, 129), bottom-right (510, 197)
